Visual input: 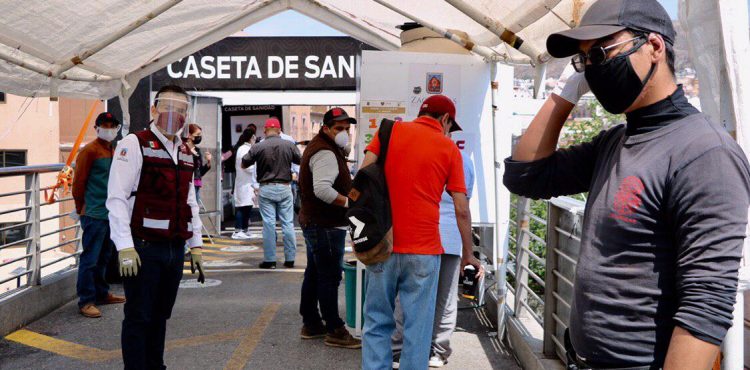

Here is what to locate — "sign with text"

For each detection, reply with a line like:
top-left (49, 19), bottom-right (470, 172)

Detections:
top-left (152, 37), bottom-right (373, 91)
top-left (359, 51), bottom-right (497, 223)
top-left (358, 103), bottom-right (407, 154)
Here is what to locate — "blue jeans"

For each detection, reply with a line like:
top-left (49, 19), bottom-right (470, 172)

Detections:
top-left (258, 184), bottom-right (296, 262)
top-left (122, 239), bottom-right (184, 370)
top-left (300, 226), bottom-right (346, 331)
top-left (362, 253), bottom-right (441, 370)
top-left (77, 216), bottom-right (113, 308)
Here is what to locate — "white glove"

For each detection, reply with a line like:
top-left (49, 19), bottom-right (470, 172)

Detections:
top-left (552, 63), bottom-right (590, 105)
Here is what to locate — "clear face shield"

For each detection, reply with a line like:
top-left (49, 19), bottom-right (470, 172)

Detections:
top-left (153, 95), bottom-right (191, 138)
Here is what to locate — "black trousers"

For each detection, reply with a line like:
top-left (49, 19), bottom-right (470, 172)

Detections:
top-left (122, 239), bottom-right (184, 370)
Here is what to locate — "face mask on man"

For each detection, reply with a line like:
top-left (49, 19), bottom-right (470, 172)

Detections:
top-left (96, 126), bottom-right (119, 142)
top-left (155, 111), bottom-right (186, 136)
top-left (153, 96), bottom-right (190, 136)
top-left (334, 131), bottom-right (349, 149)
top-left (192, 136), bottom-right (202, 145)
top-left (584, 39), bottom-right (656, 114)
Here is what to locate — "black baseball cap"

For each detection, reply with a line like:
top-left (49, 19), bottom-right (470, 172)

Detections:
top-left (95, 112), bottom-right (120, 126)
top-left (323, 107), bottom-right (357, 125)
top-left (546, 0), bottom-right (676, 58)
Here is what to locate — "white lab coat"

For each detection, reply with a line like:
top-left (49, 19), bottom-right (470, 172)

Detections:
top-left (234, 142), bottom-right (259, 207)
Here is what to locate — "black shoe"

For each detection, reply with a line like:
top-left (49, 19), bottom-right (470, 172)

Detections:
top-left (259, 261), bottom-right (276, 269)
top-left (284, 261), bottom-right (294, 268)
top-left (300, 324), bottom-right (326, 339)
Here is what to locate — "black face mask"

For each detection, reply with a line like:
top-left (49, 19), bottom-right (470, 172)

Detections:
top-left (585, 53), bottom-right (656, 114)
top-left (192, 136), bottom-right (202, 145)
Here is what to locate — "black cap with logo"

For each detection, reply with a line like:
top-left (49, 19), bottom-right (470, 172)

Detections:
top-left (95, 112), bottom-right (120, 127)
top-left (547, 0), bottom-right (676, 58)
top-left (323, 107), bottom-right (357, 125)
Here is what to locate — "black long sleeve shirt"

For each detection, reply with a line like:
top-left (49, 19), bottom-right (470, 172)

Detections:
top-left (503, 88), bottom-right (750, 368)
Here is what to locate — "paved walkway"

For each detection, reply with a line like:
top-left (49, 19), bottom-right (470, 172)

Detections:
top-left (0, 234), bottom-right (519, 370)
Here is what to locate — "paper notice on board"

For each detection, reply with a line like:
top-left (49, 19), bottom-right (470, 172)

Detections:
top-left (356, 101), bottom-right (406, 166)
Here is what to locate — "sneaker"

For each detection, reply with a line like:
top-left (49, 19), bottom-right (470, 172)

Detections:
top-left (392, 352), bottom-right (400, 369)
top-left (244, 230), bottom-right (263, 239)
top-left (79, 303), bottom-right (101, 318)
top-left (324, 326), bottom-right (361, 349)
top-left (300, 324), bottom-right (326, 339)
top-left (259, 261), bottom-right (276, 269)
top-left (231, 231), bottom-right (251, 240)
top-left (283, 261), bottom-right (295, 268)
top-left (97, 293), bottom-right (126, 305)
top-left (428, 352), bottom-right (446, 368)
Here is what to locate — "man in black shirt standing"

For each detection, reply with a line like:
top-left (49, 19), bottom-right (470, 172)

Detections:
top-left (242, 118), bottom-right (301, 269)
top-left (504, 0), bottom-right (750, 369)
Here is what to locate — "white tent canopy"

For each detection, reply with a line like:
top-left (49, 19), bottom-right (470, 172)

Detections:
top-left (0, 0), bottom-right (593, 102)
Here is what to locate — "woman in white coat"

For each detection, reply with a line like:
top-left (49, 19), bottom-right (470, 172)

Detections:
top-left (232, 125), bottom-right (259, 239)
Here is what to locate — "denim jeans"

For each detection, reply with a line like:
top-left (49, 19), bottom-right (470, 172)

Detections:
top-left (392, 254), bottom-right (461, 359)
top-left (362, 253), bottom-right (441, 370)
top-left (300, 226), bottom-right (346, 332)
top-left (258, 184), bottom-right (296, 262)
top-left (235, 205), bottom-right (252, 231)
top-left (76, 216), bottom-right (113, 308)
top-left (122, 239), bottom-right (184, 370)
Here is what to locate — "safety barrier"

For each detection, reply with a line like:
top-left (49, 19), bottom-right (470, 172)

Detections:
top-left (0, 164), bottom-right (81, 299)
top-left (507, 195), bottom-right (584, 364)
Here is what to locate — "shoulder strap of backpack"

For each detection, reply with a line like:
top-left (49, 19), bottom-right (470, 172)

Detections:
top-left (377, 119), bottom-right (396, 167)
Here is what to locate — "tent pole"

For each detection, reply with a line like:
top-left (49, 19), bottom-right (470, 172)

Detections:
top-left (50, 0), bottom-right (183, 78)
top-left (372, 0), bottom-right (515, 63)
top-left (0, 48), bottom-right (114, 82)
top-left (444, 0), bottom-right (552, 64)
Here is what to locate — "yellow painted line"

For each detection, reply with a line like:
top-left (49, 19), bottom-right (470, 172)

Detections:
top-left (224, 303), bottom-right (281, 370)
top-left (4, 329), bottom-right (119, 362)
top-left (5, 326), bottom-right (261, 363)
top-left (165, 328), bottom-right (245, 351)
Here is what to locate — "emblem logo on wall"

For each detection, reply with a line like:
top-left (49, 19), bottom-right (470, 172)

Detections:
top-left (413, 86), bottom-right (422, 94)
top-left (426, 73), bottom-right (443, 94)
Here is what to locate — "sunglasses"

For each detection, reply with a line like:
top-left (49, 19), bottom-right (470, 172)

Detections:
top-left (572, 35), bottom-right (647, 72)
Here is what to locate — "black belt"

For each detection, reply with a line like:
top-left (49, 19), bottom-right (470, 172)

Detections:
top-left (260, 181), bottom-right (290, 185)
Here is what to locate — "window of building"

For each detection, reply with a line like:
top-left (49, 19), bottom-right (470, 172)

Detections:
top-left (0, 150), bottom-right (27, 167)
top-left (0, 222), bottom-right (24, 246)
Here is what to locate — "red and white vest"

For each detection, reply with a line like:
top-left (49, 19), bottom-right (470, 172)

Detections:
top-left (130, 130), bottom-right (194, 241)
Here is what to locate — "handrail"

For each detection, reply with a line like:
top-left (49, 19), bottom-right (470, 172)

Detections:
top-left (0, 164), bottom-right (65, 177)
top-left (0, 163), bottom-right (81, 299)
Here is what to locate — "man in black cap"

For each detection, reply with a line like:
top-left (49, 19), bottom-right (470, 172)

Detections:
top-left (503, 0), bottom-right (750, 369)
top-left (297, 107), bottom-right (361, 348)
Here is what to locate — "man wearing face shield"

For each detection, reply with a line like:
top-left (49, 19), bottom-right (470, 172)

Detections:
top-left (297, 107), bottom-right (361, 348)
top-left (503, 0), bottom-right (750, 369)
top-left (73, 112), bottom-right (126, 319)
top-left (107, 85), bottom-right (205, 369)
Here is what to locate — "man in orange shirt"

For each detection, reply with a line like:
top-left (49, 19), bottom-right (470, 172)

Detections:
top-left (361, 95), bottom-right (483, 370)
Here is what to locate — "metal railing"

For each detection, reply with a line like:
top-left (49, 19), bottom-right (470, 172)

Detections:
top-left (508, 194), bottom-right (585, 363)
top-left (0, 164), bottom-right (81, 298)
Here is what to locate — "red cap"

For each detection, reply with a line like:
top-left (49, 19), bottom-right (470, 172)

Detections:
top-left (265, 117), bottom-right (281, 129)
top-left (418, 95), bottom-right (461, 132)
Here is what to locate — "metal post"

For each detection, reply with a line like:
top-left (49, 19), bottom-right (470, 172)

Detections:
top-left (514, 197), bottom-right (531, 316)
top-left (721, 290), bottom-right (744, 370)
top-left (543, 202), bottom-right (562, 356)
top-left (28, 173), bottom-right (41, 285)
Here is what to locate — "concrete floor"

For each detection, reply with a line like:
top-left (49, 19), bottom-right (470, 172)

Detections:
top-left (0, 236), bottom-right (519, 370)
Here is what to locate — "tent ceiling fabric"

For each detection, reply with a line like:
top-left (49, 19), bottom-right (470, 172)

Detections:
top-left (0, 0), bottom-right (593, 99)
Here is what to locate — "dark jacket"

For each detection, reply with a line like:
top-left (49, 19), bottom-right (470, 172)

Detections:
top-left (241, 135), bottom-right (301, 184)
top-left (298, 131), bottom-right (352, 227)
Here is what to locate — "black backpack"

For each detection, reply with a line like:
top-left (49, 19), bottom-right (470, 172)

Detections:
top-left (346, 119), bottom-right (395, 264)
